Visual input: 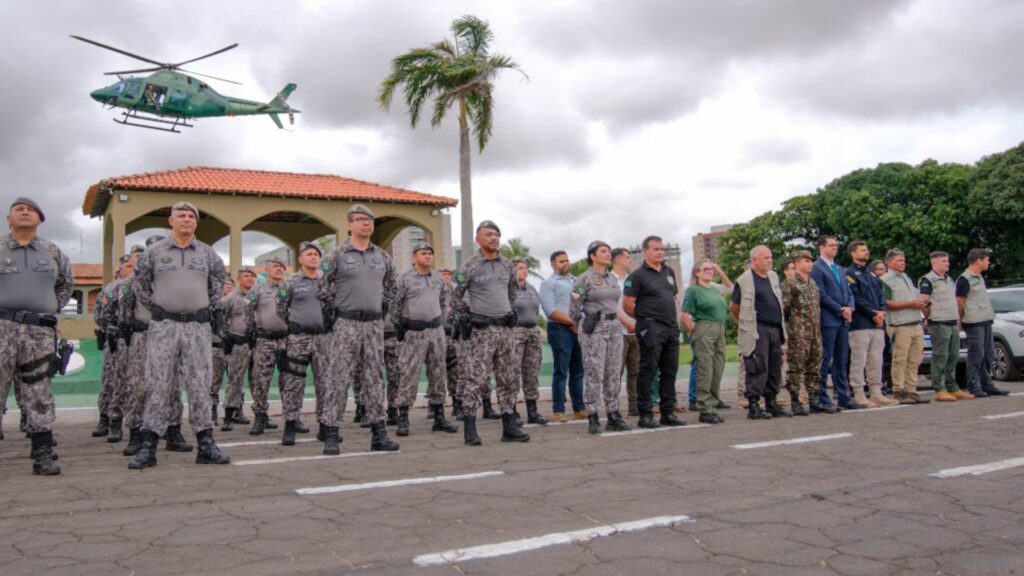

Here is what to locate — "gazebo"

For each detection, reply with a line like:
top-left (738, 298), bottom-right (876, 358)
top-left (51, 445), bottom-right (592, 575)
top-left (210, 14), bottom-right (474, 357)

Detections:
top-left (82, 166), bottom-right (457, 284)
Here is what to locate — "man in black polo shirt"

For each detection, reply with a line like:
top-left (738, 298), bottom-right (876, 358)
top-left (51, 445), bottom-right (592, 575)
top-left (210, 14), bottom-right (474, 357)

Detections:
top-left (622, 236), bottom-right (685, 429)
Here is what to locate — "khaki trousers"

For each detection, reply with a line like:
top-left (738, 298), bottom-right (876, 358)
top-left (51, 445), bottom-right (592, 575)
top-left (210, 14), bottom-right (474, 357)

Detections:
top-left (849, 329), bottom-right (885, 391)
top-left (888, 323), bottom-right (924, 394)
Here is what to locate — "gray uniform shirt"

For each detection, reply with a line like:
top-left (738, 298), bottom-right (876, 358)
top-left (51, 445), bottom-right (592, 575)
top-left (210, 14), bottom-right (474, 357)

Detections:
top-left (223, 290), bottom-right (249, 336)
top-left (513, 281), bottom-right (541, 326)
top-left (317, 237), bottom-right (396, 314)
top-left (0, 232), bottom-right (73, 314)
top-left (247, 281), bottom-right (288, 334)
top-left (453, 251), bottom-right (516, 319)
top-left (133, 237), bottom-right (225, 315)
top-left (570, 268), bottom-right (621, 322)
top-left (390, 268), bottom-right (447, 324)
top-left (277, 272), bottom-right (323, 330)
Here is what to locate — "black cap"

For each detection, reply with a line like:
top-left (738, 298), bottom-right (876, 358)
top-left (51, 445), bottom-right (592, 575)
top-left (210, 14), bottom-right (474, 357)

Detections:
top-left (412, 242), bottom-right (434, 254)
top-left (476, 220), bottom-right (501, 235)
top-left (145, 235), bottom-right (165, 247)
top-left (10, 197), bottom-right (44, 222)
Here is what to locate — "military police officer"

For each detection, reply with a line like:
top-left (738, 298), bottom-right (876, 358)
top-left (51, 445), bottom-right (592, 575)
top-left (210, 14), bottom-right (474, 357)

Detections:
top-left (316, 204), bottom-right (400, 453)
top-left (99, 252), bottom-right (142, 443)
top-left (246, 257), bottom-right (288, 435)
top-left (511, 259), bottom-right (548, 426)
top-left (209, 276), bottom-right (234, 424)
top-left (128, 201), bottom-right (229, 469)
top-left (92, 261), bottom-right (124, 438)
top-left (220, 266), bottom-right (257, 430)
top-left (0, 198), bottom-right (73, 475)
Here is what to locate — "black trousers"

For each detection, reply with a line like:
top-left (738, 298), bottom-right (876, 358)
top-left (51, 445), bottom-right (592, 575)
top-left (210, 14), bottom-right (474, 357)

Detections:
top-left (744, 323), bottom-right (784, 400)
top-left (636, 319), bottom-right (679, 415)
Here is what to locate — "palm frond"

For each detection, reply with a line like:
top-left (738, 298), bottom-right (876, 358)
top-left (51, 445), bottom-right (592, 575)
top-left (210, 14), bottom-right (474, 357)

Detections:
top-left (451, 15), bottom-right (493, 56)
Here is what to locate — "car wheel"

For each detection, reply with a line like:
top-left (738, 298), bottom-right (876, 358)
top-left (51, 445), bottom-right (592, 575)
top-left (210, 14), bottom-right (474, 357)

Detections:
top-left (992, 340), bottom-right (1020, 381)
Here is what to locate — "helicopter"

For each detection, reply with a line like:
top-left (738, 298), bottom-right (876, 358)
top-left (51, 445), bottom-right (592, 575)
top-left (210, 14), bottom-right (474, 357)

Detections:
top-left (72, 35), bottom-right (300, 133)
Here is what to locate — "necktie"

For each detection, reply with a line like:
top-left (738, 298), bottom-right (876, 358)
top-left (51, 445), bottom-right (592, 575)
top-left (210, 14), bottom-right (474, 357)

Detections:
top-left (830, 263), bottom-right (840, 283)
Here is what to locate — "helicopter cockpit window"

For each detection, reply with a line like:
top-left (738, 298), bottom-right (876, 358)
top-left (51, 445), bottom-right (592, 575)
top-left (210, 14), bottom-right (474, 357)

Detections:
top-left (115, 82), bottom-right (126, 94)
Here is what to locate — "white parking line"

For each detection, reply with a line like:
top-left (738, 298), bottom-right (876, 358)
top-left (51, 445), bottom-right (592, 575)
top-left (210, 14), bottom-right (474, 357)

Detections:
top-left (732, 432), bottom-right (853, 450)
top-left (843, 405), bottom-right (910, 414)
top-left (232, 451), bottom-right (393, 466)
top-left (219, 438), bottom-right (318, 448)
top-left (296, 471), bottom-right (504, 495)
top-left (601, 424), bottom-right (710, 437)
top-left (930, 457), bottom-right (1024, 479)
top-left (982, 411), bottom-right (1024, 421)
top-left (1009, 392), bottom-right (1024, 397)
top-left (412, 514), bottom-right (694, 566)
top-left (524, 419), bottom-right (587, 429)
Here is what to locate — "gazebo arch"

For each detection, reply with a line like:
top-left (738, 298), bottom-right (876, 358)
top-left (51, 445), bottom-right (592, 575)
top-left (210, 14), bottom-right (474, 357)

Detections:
top-left (82, 166), bottom-right (457, 284)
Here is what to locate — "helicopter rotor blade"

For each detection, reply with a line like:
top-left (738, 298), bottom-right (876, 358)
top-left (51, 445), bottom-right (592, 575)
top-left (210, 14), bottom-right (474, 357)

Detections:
top-left (173, 43), bottom-right (239, 68)
top-left (70, 35), bottom-right (165, 67)
top-left (179, 69), bottom-right (243, 86)
top-left (104, 67), bottom-right (164, 76)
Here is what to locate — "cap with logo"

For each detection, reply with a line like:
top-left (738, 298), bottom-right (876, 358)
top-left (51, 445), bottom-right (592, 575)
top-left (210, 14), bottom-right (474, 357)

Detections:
top-left (10, 197), bottom-right (45, 222)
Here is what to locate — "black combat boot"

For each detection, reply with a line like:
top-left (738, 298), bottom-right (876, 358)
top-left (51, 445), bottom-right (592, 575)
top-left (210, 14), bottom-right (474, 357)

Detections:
top-left (231, 408), bottom-right (251, 425)
top-left (431, 404), bottom-right (458, 433)
top-left (482, 397), bottom-right (500, 420)
top-left (317, 422), bottom-right (326, 442)
top-left (809, 398), bottom-right (838, 414)
top-left (249, 412), bottom-right (267, 436)
top-left (211, 404), bottom-right (218, 425)
top-left (123, 428), bottom-right (142, 456)
top-left (128, 430), bottom-right (159, 470)
top-left (659, 411), bottom-right (686, 426)
top-left (20, 411), bottom-right (28, 434)
top-left (370, 422), bottom-right (400, 452)
top-left (353, 402), bottom-right (365, 424)
top-left (526, 400), bottom-right (548, 425)
top-left (195, 429), bottom-right (230, 464)
top-left (463, 415), bottom-right (482, 446)
top-left (512, 407), bottom-right (524, 427)
top-left (747, 398), bottom-right (772, 420)
top-left (264, 415), bottom-right (278, 430)
top-left (107, 418), bottom-right (124, 443)
top-left (92, 413), bottom-right (110, 437)
top-left (587, 413), bottom-right (602, 435)
top-left (698, 412), bottom-right (724, 424)
top-left (765, 395), bottom-right (792, 418)
top-left (30, 431), bottom-right (61, 476)
top-left (789, 392), bottom-right (809, 416)
top-left (396, 406), bottom-right (411, 437)
top-left (637, 411), bottom-right (660, 429)
top-left (982, 384), bottom-right (1009, 396)
top-left (282, 420), bottom-right (297, 446)
top-left (605, 411), bottom-right (632, 432)
top-left (165, 424), bottom-right (194, 452)
top-left (294, 419), bottom-right (310, 434)
top-left (323, 426), bottom-right (341, 455)
top-left (221, 408), bottom-right (234, 432)
top-left (386, 406), bottom-right (398, 426)
top-left (451, 398), bottom-right (464, 421)
top-left (500, 413), bottom-right (531, 443)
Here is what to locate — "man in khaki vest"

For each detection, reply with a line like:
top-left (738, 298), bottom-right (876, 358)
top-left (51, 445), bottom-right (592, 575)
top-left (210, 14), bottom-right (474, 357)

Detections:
top-left (919, 252), bottom-right (972, 402)
top-left (880, 249), bottom-right (925, 405)
top-left (956, 248), bottom-right (1009, 397)
top-left (730, 245), bottom-right (788, 420)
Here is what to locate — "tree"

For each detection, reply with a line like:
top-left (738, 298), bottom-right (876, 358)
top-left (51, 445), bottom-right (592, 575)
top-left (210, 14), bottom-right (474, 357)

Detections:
top-left (969, 143), bottom-right (1024, 284)
top-left (499, 237), bottom-right (542, 278)
top-left (569, 258), bottom-right (590, 277)
top-left (378, 15), bottom-right (525, 258)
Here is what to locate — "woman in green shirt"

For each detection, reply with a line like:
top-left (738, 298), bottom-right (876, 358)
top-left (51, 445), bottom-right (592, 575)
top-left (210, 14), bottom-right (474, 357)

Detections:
top-left (681, 260), bottom-right (731, 424)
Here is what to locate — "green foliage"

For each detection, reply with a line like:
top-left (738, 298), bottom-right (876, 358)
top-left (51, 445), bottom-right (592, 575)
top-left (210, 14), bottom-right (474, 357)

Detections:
top-left (569, 258), bottom-right (590, 277)
top-left (500, 237), bottom-right (542, 279)
top-left (719, 144), bottom-right (1024, 283)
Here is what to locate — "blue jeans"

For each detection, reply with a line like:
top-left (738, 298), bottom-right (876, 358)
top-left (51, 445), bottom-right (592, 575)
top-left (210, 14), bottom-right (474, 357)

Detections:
top-left (548, 323), bottom-right (585, 413)
top-left (819, 323), bottom-right (852, 406)
top-left (688, 344), bottom-right (698, 403)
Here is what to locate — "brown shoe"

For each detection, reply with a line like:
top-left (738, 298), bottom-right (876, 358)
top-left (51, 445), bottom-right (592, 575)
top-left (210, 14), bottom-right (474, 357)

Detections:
top-left (551, 412), bottom-right (567, 423)
top-left (934, 391), bottom-right (957, 402)
top-left (952, 389), bottom-right (975, 400)
top-left (573, 410), bottom-right (588, 420)
top-left (894, 391), bottom-right (917, 405)
top-left (909, 392), bottom-right (931, 404)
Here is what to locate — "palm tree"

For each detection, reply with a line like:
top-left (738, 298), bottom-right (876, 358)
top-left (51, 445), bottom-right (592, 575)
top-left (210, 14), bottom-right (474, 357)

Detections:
top-left (569, 258), bottom-right (590, 277)
top-left (378, 15), bottom-right (525, 258)
top-left (500, 237), bottom-right (542, 279)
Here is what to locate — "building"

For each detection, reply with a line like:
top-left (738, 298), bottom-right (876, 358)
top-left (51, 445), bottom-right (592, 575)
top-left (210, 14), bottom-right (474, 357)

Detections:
top-left (82, 166), bottom-right (458, 284)
top-left (70, 264), bottom-right (104, 314)
top-left (627, 242), bottom-right (684, 303)
top-left (692, 224), bottom-right (734, 264)
top-left (255, 245), bottom-right (294, 267)
top-left (389, 226), bottom-right (428, 272)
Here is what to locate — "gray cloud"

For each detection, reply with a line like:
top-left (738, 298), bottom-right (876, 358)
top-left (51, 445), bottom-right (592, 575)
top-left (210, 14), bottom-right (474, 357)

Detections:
top-left (738, 136), bottom-right (810, 167)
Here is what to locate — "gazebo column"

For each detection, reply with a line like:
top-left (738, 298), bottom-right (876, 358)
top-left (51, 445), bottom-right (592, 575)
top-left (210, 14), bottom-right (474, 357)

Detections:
top-left (102, 216), bottom-right (114, 286)
top-left (229, 224), bottom-right (242, 279)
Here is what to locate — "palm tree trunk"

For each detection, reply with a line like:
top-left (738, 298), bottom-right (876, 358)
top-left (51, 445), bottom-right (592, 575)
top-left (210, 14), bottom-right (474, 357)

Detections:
top-left (458, 98), bottom-right (474, 263)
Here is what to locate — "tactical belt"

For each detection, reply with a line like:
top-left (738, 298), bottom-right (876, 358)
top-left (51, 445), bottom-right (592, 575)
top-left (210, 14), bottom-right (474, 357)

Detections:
top-left (470, 313), bottom-right (513, 328)
top-left (131, 319), bottom-right (150, 333)
top-left (256, 331), bottom-right (288, 341)
top-left (402, 316), bottom-right (443, 332)
top-left (891, 320), bottom-right (923, 327)
top-left (516, 321), bottom-right (538, 328)
top-left (152, 307), bottom-right (211, 323)
top-left (224, 333), bottom-right (249, 345)
top-left (0, 308), bottom-right (57, 328)
top-left (335, 309), bottom-right (383, 322)
top-left (599, 312), bottom-right (619, 321)
top-left (288, 322), bottom-right (325, 336)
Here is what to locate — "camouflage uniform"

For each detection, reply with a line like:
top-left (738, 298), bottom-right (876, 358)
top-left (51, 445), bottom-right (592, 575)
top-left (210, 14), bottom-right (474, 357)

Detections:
top-left (135, 237), bottom-right (225, 436)
top-left (512, 281), bottom-right (543, 402)
top-left (0, 233), bottom-right (72, 434)
top-left (100, 279), bottom-right (132, 421)
top-left (452, 252), bottom-right (519, 415)
top-left (95, 278), bottom-right (122, 418)
top-left (209, 298), bottom-right (228, 406)
top-left (316, 237), bottom-right (396, 426)
top-left (782, 274), bottom-right (824, 402)
top-left (389, 268), bottom-right (449, 407)
top-left (246, 281), bottom-right (289, 416)
top-left (384, 324), bottom-right (402, 407)
top-left (275, 272), bottom-right (328, 422)
top-left (571, 268), bottom-right (624, 415)
top-left (443, 291), bottom-right (460, 401)
top-left (221, 289), bottom-right (251, 412)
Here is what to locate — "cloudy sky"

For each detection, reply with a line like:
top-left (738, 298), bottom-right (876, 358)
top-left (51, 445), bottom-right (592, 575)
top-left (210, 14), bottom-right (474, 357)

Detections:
top-left (3, 0), bottom-right (1023, 274)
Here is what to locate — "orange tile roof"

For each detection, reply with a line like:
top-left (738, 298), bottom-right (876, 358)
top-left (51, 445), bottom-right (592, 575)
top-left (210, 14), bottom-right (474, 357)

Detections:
top-left (83, 166), bottom-right (457, 217)
top-left (73, 263), bottom-right (103, 284)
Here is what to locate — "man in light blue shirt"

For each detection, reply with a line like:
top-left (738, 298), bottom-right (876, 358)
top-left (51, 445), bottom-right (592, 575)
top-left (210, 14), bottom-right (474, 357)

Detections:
top-left (539, 251), bottom-right (585, 421)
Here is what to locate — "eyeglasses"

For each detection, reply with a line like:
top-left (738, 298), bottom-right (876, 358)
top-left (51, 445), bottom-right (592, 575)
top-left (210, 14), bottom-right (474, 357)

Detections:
top-left (700, 267), bottom-right (715, 272)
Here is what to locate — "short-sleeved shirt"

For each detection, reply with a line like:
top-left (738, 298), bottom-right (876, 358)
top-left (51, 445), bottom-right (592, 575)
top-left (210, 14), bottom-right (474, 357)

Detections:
top-left (623, 261), bottom-right (679, 326)
top-left (732, 273), bottom-right (783, 326)
top-left (683, 283), bottom-right (728, 324)
top-left (954, 277), bottom-right (971, 299)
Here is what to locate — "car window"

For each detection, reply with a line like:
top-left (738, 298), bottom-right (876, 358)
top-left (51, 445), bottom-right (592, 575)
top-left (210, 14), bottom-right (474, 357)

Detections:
top-left (990, 289), bottom-right (1024, 313)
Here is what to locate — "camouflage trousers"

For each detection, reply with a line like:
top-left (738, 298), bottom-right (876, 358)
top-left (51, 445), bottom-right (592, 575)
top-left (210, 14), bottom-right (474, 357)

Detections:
top-left (208, 346), bottom-right (227, 405)
top-left (445, 335), bottom-right (459, 400)
top-left (318, 318), bottom-right (386, 426)
top-left (396, 326), bottom-right (447, 407)
top-left (141, 320), bottom-right (214, 437)
top-left (512, 326), bottom-right (542, 401)
top-left (225, 341), bottom-right (251, 410)
top-left (0, 320), bottom-right (57, 434)
top-left (462, 325), bottom-right (518, 416)
top-left (107, 338), bottom-right (130, 420)
top-left (124, 330), bottom-right (183, 430)
top-left (98, 346), bottom-right (116, 415)
top-left (785, 330), bottom-right (823, 401)
top-left (250, 337), bottom-right (286, 415)
top-left (279, 333), bottom-right (327, 422)
top-left (579, 318), bottom-right (624, 415)
top-left (384, 333), bottom-right (401, 407)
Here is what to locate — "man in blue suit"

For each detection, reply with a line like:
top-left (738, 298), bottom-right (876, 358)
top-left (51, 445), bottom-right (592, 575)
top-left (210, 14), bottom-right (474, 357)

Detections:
top-left (810, 235), bottom-right (861, 412)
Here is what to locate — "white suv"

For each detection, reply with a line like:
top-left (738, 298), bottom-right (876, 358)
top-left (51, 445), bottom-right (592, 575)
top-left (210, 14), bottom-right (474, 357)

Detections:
top-left (990, 286), bottom-right (1024, 381)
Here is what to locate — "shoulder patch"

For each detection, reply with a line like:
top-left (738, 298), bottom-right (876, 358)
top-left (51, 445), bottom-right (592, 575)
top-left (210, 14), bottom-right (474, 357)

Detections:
top-left (454, 271), bottom-right (467, 285)
top-left (623, 279), bottom-right (632, 288)
top-left (320, 261), bottom-right (331, 272)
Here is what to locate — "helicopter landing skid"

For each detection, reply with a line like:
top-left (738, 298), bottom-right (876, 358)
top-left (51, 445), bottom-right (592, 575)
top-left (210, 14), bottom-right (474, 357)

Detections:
top-left (114, 110), bottom-right (194, 133)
